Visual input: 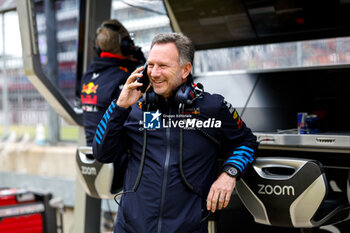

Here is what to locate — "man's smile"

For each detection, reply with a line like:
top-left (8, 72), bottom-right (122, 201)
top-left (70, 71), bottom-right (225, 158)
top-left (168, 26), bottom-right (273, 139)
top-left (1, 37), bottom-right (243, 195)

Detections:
top-left (151, 78), bottom-right (166, 85)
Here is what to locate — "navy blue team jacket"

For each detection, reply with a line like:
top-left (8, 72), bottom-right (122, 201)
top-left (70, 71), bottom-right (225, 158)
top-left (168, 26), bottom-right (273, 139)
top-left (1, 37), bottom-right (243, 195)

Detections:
top-left (80, 56), bottom-right (138, 145)
top-left (92, 91), bottom-right (258, 233)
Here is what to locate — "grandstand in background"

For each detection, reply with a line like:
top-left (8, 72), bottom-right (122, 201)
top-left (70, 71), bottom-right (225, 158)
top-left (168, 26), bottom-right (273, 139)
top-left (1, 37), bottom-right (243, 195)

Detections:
top-left (1, 0), bottom-right (350, 139)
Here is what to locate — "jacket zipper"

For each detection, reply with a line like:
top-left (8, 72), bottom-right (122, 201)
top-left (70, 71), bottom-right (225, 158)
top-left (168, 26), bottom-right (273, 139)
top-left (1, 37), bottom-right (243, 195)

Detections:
top-left (157, 122), bottom-right (171, 233)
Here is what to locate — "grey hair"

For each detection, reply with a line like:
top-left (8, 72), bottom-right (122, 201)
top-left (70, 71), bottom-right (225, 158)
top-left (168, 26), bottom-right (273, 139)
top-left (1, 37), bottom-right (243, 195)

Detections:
top-left (151, 33), bottom-right (194, 66)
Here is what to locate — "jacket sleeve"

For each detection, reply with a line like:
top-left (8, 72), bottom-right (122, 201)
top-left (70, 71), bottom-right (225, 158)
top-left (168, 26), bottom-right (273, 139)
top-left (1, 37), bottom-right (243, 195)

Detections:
top-left (92, 100), bottom-right (131, 163)
top-left (216, 97), bottom-right (259, 179)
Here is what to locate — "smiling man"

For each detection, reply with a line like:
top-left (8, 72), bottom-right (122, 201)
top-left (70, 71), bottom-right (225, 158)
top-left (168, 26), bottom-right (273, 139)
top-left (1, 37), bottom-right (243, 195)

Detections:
top-left (92, 33), bottom-right (258, 233)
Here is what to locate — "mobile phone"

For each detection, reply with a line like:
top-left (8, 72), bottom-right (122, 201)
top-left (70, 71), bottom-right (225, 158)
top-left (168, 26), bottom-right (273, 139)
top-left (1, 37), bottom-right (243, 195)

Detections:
top-left (136, 63), bottom-right (150, 93)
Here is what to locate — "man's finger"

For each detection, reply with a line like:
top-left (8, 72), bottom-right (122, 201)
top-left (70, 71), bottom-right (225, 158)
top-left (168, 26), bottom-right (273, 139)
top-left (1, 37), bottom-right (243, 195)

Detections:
top-left (131, 65), bottom-right (144, 74)
top-left (210, 191), bottom-right (220, 213)
top-left (206, 189), bottom-right (214, 211)
top-left (217, 192), bottom-right (226, 210)
top-left (129, 82), bottom-right (142, 90)
top-left (223, 190), bottom-right (232, 208)
top-left (125, 73), bottom-right (143, 85)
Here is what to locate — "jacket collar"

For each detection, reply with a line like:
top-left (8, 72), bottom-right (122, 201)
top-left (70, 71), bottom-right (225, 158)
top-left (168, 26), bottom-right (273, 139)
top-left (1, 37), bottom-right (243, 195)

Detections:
top-left (100, 52), bottom-right (126, 59)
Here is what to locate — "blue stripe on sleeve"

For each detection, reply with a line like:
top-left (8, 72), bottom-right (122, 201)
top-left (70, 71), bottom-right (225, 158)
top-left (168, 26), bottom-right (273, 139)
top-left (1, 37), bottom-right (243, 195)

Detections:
top-left (225, 160), bottom-right (244, 172)
top-left (237, 145), bottom-right (254, 153)
top-left (111, 101), bottom-right (116, 108)
top-left (103, 114), bottom-right (108, 124)
top-left (106, 111), bottom-right (110, 119)
top-left (225, 159), bottom-right (240, 168)
top-left (233, 150), bottom-right (254, 161)
top-left (98, 124), bottom-right (104, 135)
top-left (235, 156), bottom-right (249, 166)
top-left (109, 106), bottom-right (113, 114)
top-left (228, 155), bottom-right (248, 165)
top-left (100, 119), bottom-right (107, 129)
top-left (95, 136), bottom-right (101, 144)
top-left (96, 129), bottom-right (102, 140)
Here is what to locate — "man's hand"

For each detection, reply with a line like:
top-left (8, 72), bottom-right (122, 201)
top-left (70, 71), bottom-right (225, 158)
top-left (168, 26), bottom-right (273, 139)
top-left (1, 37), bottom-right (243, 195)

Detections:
top-left (117, 66), bottom-right (145, 108)
top-left (206, 172), bottom-right (236, 213)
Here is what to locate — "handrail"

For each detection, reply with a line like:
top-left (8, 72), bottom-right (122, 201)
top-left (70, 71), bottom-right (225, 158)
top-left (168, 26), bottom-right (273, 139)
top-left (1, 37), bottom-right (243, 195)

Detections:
top-left (16, 0), bottom-right (83, 126)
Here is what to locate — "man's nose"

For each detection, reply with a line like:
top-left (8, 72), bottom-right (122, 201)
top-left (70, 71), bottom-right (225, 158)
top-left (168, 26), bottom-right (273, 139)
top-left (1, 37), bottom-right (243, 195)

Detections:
top-left (150, 65), bottom-right (161, 77)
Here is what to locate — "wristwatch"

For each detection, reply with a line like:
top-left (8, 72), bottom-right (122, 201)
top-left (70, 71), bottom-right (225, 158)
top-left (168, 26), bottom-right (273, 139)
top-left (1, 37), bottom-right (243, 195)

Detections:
top-left (223, 166), bottom-right (238, 178)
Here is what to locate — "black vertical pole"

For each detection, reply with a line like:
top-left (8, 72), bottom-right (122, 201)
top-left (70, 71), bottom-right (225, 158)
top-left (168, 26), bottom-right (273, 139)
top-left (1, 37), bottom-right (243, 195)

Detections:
top-left (44, 0), bottom-right (60, 144)
top-left (76, 0), bottom-right (87, 104)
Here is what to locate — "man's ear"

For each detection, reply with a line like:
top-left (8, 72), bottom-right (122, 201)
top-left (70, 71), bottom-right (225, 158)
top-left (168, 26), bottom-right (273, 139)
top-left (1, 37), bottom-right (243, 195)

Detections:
top-left (181, 62), bottom-right (192, 79)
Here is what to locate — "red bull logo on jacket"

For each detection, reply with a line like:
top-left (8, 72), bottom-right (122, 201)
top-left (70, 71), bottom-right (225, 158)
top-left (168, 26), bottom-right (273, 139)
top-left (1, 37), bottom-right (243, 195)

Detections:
top-left (81, 82), bottom-right (99, 94)
top-left (81, 82), bottom-right (98, 105)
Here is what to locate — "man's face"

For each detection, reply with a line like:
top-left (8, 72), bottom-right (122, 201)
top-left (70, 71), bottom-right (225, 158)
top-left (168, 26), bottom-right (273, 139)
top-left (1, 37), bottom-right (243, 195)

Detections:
top-left (147, 43), bottom-right (190, 98)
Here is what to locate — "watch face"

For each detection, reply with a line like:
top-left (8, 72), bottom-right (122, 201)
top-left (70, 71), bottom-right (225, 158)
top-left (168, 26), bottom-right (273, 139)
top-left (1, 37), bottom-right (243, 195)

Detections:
top-left (226, 167), bottom-right (238, 176)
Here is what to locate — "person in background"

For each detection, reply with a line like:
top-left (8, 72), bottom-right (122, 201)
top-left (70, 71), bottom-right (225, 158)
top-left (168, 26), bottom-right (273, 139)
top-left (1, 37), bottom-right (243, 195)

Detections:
top-left (80, 19), bottom-right (145, 231)
top-left (80, 19), bottom-right (145, 145)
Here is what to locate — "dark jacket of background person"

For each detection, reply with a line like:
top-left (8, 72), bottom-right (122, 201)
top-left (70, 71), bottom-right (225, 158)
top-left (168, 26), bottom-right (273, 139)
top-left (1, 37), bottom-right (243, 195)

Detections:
top-left (80, 55), bottom-right (138, 145)
top-left (80, 19), bottom-right (143, 145)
